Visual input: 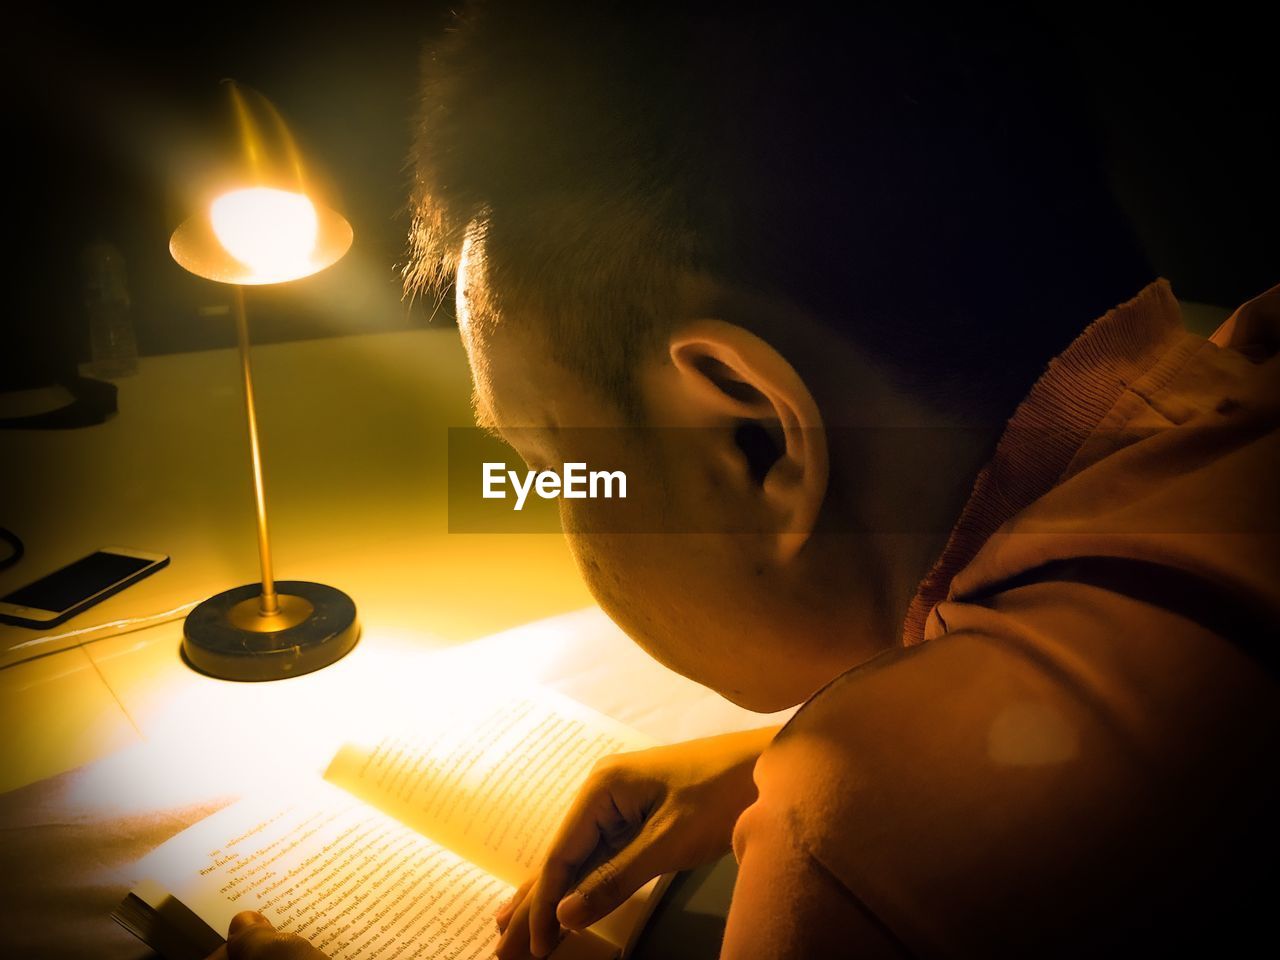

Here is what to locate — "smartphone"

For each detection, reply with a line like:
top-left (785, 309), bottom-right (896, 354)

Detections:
top-left (0, 547), bottom-right (170, 629)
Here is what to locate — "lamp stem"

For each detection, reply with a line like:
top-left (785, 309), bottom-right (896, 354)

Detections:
top-left (233, 286), bottom-right (279, 617)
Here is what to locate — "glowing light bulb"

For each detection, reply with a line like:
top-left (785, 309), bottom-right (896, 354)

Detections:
top-left (210, 187), bottom-right (319, 282)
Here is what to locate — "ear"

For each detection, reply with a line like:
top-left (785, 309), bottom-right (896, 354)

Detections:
top-left (665, 319), bottom-right (828, 561)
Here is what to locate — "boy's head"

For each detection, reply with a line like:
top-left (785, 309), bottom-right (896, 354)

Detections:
top-left (407, 1), bottom-right (1152, 710)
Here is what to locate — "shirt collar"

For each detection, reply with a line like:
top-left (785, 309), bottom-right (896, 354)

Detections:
top-left (901, 276), bottom-right (1189, 646)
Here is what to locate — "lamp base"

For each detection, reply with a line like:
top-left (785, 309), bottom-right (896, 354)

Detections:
top-left (182, 580), bottom-right (359, 681)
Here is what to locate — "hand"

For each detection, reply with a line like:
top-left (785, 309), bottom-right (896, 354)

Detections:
top-left (204, 911), bottom-right (330, 960)
top-left (494, 726), bottom-right (779, 959)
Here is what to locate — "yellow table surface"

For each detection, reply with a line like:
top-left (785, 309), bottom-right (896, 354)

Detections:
top-left (0, 327), bottom-right (594, 793)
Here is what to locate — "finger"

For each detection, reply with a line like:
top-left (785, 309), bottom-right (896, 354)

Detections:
top-left (528, 867), bottom-right (573, 957)
top-left (227, 912), bottom-right (279, 960)
top-left (226, 924), bottom-right (279, 960)
top-left (226, 923), bottom-right (283, 960)
top-left (496, 879), bottom-right (533, 932)
top-left (495, 888), bottom-right (568, 960)
top-left (495, 887), bottom-right (535, 960)
top-left (527, 871), bottom-right (574, 958)
top-left (527, 783), bottom-right (633, 955)
top-left (229, 911), bottom-right (272, 938)
top-left (227, 922), bottom-right (324, 960)
top-left (556, 821), bottom-right (669, 931)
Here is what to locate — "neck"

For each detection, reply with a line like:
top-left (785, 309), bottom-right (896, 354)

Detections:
top-left (883, 426), bottom-right (1001, 635)
top-left (814, 345), bottom-right (1006, 643)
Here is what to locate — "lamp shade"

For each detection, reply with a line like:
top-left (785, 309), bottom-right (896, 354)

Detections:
top-left (170, 191), bottom-right (352, 285)
top-left (169, 81), bottom-right (353, 285)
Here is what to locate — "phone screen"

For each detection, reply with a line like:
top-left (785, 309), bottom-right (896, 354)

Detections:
top-left (2, 552), bottom-right (155, 613)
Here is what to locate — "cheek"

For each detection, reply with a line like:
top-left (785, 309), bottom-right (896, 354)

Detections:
top-left (563, 529), bottom-right (689, 671)
top-left (562, 527), bottom-right (758, 700)
top-left (563, 528), bottom-right (639, 624)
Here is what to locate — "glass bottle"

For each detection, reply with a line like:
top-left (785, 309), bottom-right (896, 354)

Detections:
top-left (83, 241), bottom-right (138, 379)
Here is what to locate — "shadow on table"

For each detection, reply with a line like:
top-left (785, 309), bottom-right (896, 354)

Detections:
top-left (632, 854), bottom-right (737, 960)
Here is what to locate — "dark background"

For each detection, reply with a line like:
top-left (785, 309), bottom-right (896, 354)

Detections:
top-left (3, 2), bottom-right (1276, 391)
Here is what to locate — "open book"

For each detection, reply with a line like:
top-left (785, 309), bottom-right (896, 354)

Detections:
top-left (113, 687), bottom-right (672, 960)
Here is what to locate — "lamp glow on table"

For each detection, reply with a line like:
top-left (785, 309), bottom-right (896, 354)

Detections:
top-left (170, 96), bottom-right (359, 681)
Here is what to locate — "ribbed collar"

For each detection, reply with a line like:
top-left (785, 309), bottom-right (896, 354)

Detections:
top-left (901, 276), bottom-right (1189, 646)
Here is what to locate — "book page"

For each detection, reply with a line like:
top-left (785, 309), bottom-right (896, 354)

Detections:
top-left (133, 779), bottom-right (511, 960)
top-left (325, 687), bottom-right (652, 884)
top-left (324, 686), bottom-right (665, 953)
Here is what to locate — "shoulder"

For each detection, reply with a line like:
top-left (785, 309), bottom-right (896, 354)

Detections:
top-left (738, 617), bottom-right (1280, 954)
top-left (751, 629), bottom-right (1123, 854)
top-left (740, 633), bottom-right (1100, 953)
top-left (734, 639), bottom-right (1029, 954)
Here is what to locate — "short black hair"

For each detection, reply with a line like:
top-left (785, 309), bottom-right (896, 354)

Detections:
top-left (406, 1), bottom-right (1153, 421)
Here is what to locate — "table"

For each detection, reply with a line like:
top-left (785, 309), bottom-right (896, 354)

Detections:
top-left (0, 329), bottom-right (788, 958)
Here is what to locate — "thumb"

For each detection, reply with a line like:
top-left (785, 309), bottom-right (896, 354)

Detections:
top-left (556, 827), bottom-right (666, 929)
top-left (228, 912), bottom-right (273, 938)
top-left (225, 912), bottom-right (326, 960)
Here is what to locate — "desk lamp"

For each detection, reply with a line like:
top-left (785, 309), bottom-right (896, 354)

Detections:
top-left (172, 82), bottom-right (359, 681)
